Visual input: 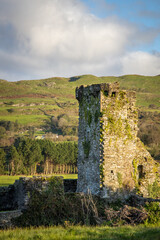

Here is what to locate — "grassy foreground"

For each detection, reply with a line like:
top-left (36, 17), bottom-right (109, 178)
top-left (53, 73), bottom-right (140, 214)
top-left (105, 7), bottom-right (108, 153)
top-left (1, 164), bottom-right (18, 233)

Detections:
top-left (0, 174), bottom-right (77, 187)
top-left (0, 225), bottom-right (160, 240)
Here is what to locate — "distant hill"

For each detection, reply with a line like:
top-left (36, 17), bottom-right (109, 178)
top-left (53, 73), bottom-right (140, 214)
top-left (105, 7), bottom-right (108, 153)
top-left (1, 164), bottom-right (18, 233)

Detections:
top-left (0, 74), bottom-right (159, 159)
top-left (0, 74), bottom-right (159, 127)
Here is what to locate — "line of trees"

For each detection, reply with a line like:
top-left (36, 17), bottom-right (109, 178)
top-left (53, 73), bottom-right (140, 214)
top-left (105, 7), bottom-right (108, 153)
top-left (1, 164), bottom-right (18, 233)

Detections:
top-left (0, 138), bottom-right (78, 175)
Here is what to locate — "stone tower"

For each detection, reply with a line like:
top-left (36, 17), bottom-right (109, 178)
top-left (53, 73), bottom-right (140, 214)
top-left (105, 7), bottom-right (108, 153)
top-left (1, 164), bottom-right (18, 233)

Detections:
top-left (76, 82), bottom-right (159, 199)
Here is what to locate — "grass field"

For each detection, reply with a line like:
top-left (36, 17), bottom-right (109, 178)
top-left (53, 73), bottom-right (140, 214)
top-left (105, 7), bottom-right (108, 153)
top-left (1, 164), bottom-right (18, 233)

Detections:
top-left (0, 114), bottom-right (49, 126)
top-left (0, 225), bottom-right (160, 240)
top-left (0, 174), bottom-right (77, 187)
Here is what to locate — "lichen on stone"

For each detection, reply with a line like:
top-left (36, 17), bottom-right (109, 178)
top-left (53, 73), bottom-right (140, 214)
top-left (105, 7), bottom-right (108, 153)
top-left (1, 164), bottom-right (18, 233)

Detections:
top-left (76, 82), bottom-right (159, 198)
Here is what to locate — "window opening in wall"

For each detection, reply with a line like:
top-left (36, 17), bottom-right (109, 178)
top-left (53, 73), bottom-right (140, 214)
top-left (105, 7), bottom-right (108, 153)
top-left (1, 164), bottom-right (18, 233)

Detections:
top-left (103, 91), bottom-right (108, 97)
top-left (111, 92), bottom-right (116, 97)
top-left (138, 165), bottom-right (144, 184)
top-left (111, 170), bottom-right (114, 174)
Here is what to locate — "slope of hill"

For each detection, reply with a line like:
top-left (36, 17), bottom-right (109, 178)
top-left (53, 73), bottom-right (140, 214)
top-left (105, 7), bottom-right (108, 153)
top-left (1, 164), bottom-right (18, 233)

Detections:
top-left (0, 75), bottom-right (159, 124)
top-left (0, 74), bottom-right (160, 158)
top-left (0, 74), bottom-right (159, 127)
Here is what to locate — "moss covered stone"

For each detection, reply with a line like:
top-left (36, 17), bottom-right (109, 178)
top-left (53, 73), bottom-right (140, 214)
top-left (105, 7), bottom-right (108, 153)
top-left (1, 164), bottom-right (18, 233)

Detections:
top-left (76, 82), bottom-right (160, 198)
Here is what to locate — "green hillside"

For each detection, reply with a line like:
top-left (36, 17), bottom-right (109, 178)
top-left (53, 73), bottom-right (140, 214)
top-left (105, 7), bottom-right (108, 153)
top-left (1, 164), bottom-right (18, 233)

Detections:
top-left (0, 75), bottom-right (159, 127)
top-left (0, 75), bottom-right (160, 159)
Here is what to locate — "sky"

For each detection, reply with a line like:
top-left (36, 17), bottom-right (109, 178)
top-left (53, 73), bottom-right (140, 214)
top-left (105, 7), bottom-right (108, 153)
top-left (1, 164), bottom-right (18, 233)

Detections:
top-left (0, 0), bottom-right (160, 81)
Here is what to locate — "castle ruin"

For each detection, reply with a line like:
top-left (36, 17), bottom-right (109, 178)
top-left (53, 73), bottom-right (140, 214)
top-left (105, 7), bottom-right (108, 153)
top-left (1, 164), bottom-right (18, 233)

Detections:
top-left (76, 82), bottom-right (159, 199)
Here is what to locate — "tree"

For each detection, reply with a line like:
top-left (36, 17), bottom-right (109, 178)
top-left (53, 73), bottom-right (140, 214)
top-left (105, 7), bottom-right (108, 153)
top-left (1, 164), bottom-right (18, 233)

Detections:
top-left (8, 137), bottom-right (78, 175)
top-left (14, 120), bottom-right (19, 131)
top-left (38, 139), bottom-right (56, 174)
top-left (15, 137), bottom-right (43, 175)
top-left (0, 126), bottom-right (6, 139)
top-left (0, 148), bottom-right (6, 174)
top-left (8, 145), bottom-right (23, 175)
top-left (7, 121), bottom-right (14, 131)
top-left (28, 126), bottom-right (35, 138)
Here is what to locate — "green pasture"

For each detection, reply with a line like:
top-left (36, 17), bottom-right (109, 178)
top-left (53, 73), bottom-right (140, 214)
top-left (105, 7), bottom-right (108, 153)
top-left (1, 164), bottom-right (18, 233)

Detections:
top-left (2, 97), bottom-right (56, 105)
top-left (0, 114), bottom-right (49, 126)
top-left (0, 174), bottom-right (78, 187)
top-left (0, 225), bottom-right (160, 240)
top-left (0, 176), bottom-right (31, 186)
top-left (118, 75), bottom-right (160, 94)
top-left (136, 92), bottom-right (160, 108)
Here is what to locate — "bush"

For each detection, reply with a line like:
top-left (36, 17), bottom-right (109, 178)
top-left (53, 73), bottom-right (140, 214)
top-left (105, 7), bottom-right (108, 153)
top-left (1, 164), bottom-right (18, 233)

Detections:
top-left (145, 202), bottom-right (160, 225)
top-left (148, 181), bottom-right (160, 199)
top-left (0, 126), bottom-right (6, 138)
top-left (14, 178), bottom-right (103, 227)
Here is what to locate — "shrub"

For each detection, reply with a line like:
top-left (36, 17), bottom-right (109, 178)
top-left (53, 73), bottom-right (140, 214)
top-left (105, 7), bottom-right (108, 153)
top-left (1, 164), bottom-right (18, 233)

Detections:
top-left (148, 181), bottom-right (160, 199)
top-left (14, 178), bottom-right (103, 227)
top-left (0, 126), bottom-right (6, 138)
top-left (145, 202), bottom-right (160, 225)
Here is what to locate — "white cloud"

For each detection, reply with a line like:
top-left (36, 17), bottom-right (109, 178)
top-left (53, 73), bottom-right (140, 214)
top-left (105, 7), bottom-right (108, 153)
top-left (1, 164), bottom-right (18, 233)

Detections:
top-left (0, 0), bottom-right (159, 81)
top-left (121, 51), bottom-right (160, 76)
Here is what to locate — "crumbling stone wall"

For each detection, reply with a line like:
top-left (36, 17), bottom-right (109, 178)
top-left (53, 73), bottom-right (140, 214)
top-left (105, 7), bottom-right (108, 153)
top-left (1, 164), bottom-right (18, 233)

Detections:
top-left (76, 82), bottom-right (159, 198)
top-left (0, 210), bottom-right (22, 229)
top-left (0, 177), bottom-right (77, 229)
top-left (0, 177), bottom-right (77, 211)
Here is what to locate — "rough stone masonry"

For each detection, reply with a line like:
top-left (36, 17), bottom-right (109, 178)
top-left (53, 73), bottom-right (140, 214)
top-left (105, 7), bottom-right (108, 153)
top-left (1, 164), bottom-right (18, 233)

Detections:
top-left (76, 82), bottom-right (160, 199)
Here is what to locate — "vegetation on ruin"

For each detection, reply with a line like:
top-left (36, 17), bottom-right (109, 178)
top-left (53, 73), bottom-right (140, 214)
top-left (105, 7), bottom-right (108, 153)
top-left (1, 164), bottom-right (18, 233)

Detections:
top-left (101, 109), bottom-right (133, 142)
top-left (132, 157), bottom-right (160, 198)
top-left (81, 95), bottom-right (99, 127)
top-left (94, 110), bottom-right (100, 123)
top-left (117, 172), bottom-right (123, 188)
top-left (82, 140), bottom-right (90, 158)
top-left (84, 109), bottom-right (92, 126)
top-left (132, 158), bottom-right (139, 188)
top-left (99, 162), bottom-right (105, 187)
top-left (148, 181), bottom-right (160, 199)
top-left (125, 119), bottom-right (133, 140)
top-left (101, 90), bottom-right (136, 143)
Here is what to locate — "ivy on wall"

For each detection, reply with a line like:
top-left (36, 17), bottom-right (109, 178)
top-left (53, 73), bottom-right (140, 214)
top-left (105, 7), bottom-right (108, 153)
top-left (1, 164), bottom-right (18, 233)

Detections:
top-left (82, 140), bottom-right (90, 158)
